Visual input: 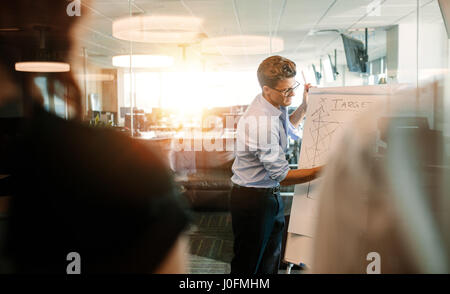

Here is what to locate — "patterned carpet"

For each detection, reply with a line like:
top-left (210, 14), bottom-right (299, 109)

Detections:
top-left (187, 211), bottom-right (233, 274)
top-left (186, 210), bottom-right (302, 274)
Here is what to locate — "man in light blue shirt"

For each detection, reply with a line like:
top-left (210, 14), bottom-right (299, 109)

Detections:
top-left (231, 93), bottom-right (302, 187)
top-left (230, 56), bottom-right (321, 274)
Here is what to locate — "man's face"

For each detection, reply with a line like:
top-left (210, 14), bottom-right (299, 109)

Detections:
top-left (263, 77), bottom-right (296, 108)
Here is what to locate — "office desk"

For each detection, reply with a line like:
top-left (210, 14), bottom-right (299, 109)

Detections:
top-left (135, 131), bottom-right (237, 209)
top-left (134, 131), bottom-right (236, 173)
top-left (169, 131), bottom-right (236, 173)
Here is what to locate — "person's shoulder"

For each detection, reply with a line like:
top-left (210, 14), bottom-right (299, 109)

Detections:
top-left (33, 107), bottom-right (168, 180)
top-left (243, 95), bottom-right (273, 118)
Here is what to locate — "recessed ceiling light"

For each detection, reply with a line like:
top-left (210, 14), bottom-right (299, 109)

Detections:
top-left (15, 62), bottom-right (70, 72)
top-left (201, 35), bottom-right (284, 55)
top-left (112, 55), bottom-right (174, 68)
top-left (112, 15), bottom-right (203, 43)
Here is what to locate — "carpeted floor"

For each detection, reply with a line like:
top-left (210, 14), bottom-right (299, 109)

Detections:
top-left (186, 210), bottom-right (302, 274)
top-left (187, 211), bottom-right (233, 274)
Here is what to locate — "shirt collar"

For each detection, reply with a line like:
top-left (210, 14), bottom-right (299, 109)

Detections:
top-left (257, 93), bottom-right (283, 117)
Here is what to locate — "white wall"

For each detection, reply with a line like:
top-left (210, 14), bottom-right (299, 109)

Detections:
top-left (396, 23), bottom-right (419, 85)
top-left (418, 24), bottom-right (448, 83)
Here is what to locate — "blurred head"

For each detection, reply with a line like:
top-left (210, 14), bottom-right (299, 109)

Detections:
top-left (257, 55), bottom-right (297, 108)
top-left (0, 0), bottom-right (87, 116)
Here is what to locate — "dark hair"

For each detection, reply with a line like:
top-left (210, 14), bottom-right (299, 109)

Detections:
top-left (0, 0), bottom-right (87, 118)
top-left (257, 55), bottom-right (296, 89)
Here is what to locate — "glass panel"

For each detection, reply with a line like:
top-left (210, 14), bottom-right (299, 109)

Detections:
top-left (34, 77), bottom-right (50, 111)
top-left (419, 0), bottom-right (450, 260)
top-left (4, 0), bottom-right (450, 273)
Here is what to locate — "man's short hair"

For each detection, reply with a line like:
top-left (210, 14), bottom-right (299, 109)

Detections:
top-left (257, 55), bottom-right (296, 89)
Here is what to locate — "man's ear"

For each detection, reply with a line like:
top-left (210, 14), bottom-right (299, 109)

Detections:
top-left (262, 85), bottom-right (270, 95)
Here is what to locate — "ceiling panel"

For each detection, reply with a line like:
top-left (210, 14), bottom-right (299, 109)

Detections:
top-left (179, 0), bottom-right (240, 36)
top-left (77, 0), bottom-right (443, 70)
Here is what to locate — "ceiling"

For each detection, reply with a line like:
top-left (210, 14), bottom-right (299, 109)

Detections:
top-left (77, 0), bottom-right (444, 71)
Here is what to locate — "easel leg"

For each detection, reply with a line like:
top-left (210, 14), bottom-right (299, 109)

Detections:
top-left (287, 263), bottom-right (294, 274)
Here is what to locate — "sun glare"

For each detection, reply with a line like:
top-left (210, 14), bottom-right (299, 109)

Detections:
top-left (123, 71), bottom-right (260, 114)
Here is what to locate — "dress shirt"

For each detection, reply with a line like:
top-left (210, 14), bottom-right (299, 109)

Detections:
top-left (231, 93), bottom-right (301, 188)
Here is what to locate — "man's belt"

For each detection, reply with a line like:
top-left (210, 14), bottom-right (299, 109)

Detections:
top-left (232, 184), bottom-right (281, 194)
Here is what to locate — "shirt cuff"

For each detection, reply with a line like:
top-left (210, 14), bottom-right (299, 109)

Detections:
top-left (276, 166), bottom-right (290, 183)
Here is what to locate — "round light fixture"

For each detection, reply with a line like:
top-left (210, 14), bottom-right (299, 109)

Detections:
top-left (112, 15), bottom-right (203, 43)
top-left (201, 35), bottom-right (284, 55)
top-left (112, 55), bottom-right (174, 68)
top-left (14, 27), bottom-right (71, 73)
top-left (15, 61), bottom-right (70, 72)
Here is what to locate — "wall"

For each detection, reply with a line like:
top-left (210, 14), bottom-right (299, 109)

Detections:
top-left (75, 63), bottom-right (119, 119)
top-left (101, 69), bottom-right (118, 113)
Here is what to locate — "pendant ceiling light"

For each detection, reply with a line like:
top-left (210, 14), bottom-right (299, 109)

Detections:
top-left (15, 62), bottom-right (70, 72)
top-left (112, 15), bottom-right (204, 43)
top-left (15, 26), bottom-right (70, 73)
top-left (112, 55), bottom-right (174, 68)
top-left (201, 35), bottom-right (284, 55)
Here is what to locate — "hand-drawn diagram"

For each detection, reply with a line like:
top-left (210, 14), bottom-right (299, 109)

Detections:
top-left (302, 97), bottom-right (343, 168)
top-left (296, 93), bottom-right (385, 202)
top-left (298, 95), bottom-right (382, 170)
top-left (287, 86), bottom-right (391, 264)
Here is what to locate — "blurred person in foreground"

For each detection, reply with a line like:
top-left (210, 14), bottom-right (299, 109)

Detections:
top-left (312, 82), bottom-right (450, 273)
top-left (0, 0), bottom-right (190, 273)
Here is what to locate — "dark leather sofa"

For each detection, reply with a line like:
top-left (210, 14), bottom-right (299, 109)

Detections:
top-left (175, 148), bottom-right (235, 211)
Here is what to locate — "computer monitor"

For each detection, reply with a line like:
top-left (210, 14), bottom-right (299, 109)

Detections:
top-left (125, 113), bottom-right (145, 131)
top-left (311, 64), bottom-right (322, 85)
top-left (341, 33), bottom-right (368, 73)
top-left (120, 107), bottom-right (131, 118)
top-left (330, 54), bottom-right (339, 79)
top-left (89, 93), bottom-right (101, 112)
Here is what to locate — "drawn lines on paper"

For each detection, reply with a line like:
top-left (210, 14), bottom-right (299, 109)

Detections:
top-left (303, 98), bottom-right (343, 169)
top-left (303, 98), bottom-right (344, 200)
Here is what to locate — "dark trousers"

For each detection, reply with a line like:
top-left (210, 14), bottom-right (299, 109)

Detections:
top-left (229, 185), bottom-right (285, 274)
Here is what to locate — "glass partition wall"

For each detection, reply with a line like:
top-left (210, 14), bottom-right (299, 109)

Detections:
top-left (70, 0), bottom-right (449, 129)
top-left (10, 0), bottom-right (449, 273)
